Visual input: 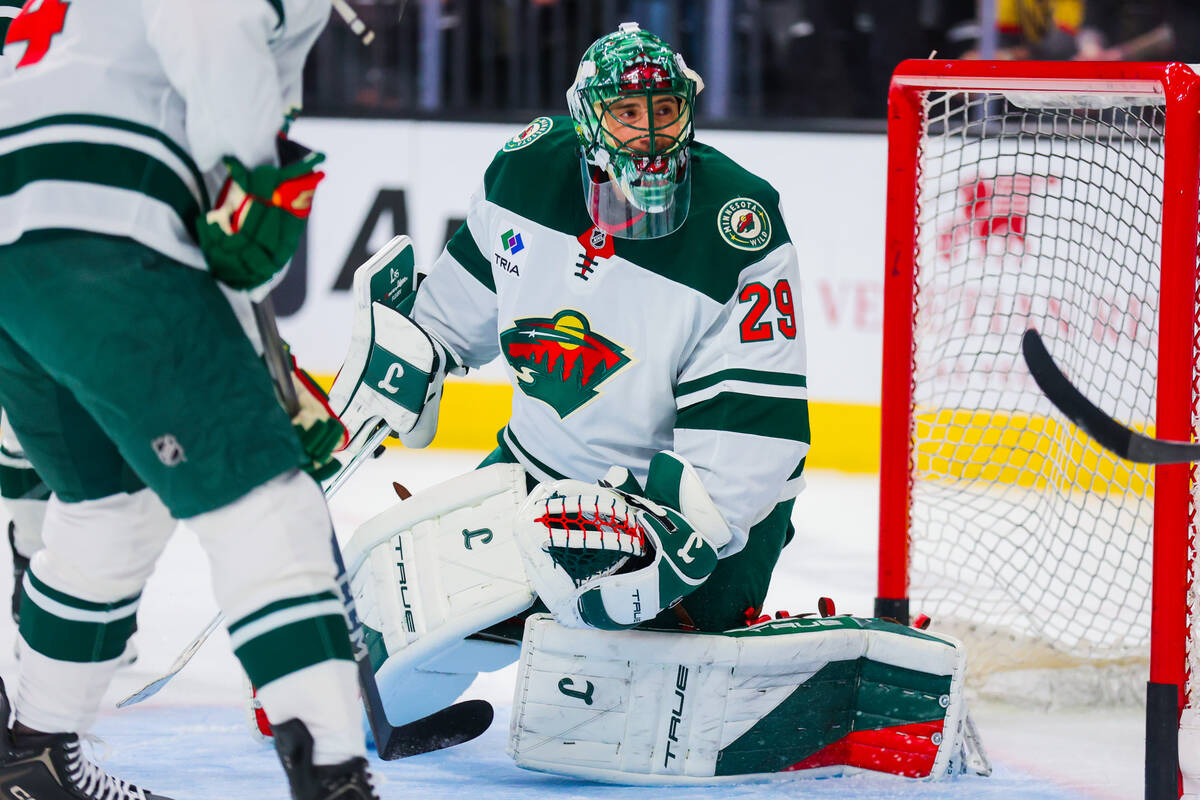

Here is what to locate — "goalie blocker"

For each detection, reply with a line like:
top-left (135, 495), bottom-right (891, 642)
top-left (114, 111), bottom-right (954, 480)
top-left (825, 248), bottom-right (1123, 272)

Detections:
top-left (509, 613), bottom-right (971, 784)
top-left (328, 235), bottom-right (463, 455)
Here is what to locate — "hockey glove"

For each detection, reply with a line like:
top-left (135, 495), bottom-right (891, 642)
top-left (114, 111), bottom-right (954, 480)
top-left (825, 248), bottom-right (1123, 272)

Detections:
top-left (516, 451), bottom-right (732, 630)
top-left (198, 140), bottom-right (325, 290)
top-left (289, 359), bottom-right (349, 482)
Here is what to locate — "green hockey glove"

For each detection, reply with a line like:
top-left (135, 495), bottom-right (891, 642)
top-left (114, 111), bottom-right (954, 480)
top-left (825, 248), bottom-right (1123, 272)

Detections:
top-left (290, 361), bottom-right (348, 482)
top-left (198, 145), bottom-right (325, 290)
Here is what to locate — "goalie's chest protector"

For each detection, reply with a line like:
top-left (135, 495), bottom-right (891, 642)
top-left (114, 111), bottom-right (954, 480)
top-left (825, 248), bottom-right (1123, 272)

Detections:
top-left (462, 117), bottom-right (795, 483)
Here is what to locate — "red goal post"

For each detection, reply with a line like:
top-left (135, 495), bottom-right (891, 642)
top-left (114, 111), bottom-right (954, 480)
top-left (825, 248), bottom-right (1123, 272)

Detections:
top-left (876, 61), bottom-right (1200, 800)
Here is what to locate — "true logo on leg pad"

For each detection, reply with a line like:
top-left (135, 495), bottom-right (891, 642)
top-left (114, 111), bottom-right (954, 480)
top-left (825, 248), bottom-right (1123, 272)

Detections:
top-left (557, 677), bottom-right (594, 705)
top-left (462, 528), bottom-right (493, 550)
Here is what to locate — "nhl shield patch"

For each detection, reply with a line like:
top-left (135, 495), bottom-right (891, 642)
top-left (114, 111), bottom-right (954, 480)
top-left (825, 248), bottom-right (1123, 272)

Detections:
top-left (503, 117), bottom-right (554, 152)
top-left (718, 197), bottom-right (772, 251)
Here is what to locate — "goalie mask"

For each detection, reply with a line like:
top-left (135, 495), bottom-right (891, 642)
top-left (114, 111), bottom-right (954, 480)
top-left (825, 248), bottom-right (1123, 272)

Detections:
top-left (567, 22), bottom-right (704, 240)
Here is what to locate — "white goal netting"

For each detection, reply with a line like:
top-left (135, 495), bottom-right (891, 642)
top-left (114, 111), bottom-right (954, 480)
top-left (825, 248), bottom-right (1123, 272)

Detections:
top-left (905, 89), bottom-right (1191, 707)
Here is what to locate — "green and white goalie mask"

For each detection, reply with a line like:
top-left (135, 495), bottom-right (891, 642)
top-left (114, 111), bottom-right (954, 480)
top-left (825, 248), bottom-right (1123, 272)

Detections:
top-left (567, 22), bottom-right (704, 240)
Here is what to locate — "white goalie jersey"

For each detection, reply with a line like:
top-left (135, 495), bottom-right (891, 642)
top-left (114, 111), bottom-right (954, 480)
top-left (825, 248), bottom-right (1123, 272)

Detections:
top-left (411, 116), bottom-right (811, 556)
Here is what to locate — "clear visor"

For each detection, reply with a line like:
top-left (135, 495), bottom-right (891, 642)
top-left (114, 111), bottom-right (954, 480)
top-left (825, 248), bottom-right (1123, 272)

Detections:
top-left (581, 155), bottom-right (691, 240)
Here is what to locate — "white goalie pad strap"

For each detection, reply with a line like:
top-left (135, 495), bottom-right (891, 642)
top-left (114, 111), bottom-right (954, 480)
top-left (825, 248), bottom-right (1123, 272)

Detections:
top-left (345, 463), bottom-right (535, 692)
top-left (508, 614), bottom-right (968, 785)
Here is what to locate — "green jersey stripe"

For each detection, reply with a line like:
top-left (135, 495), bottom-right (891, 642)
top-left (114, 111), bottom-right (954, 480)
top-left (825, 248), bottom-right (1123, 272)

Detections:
top-left (227, 590), bottom-right (341, 635)
top-left (0, 114), bottom-right (209, 208)
top-left (19, 599), bottom-right (137, 663)
top-left (0, 1), bottom-right (24, 8)
top-left (26, 569), bottom-right (140, 616)
top-left (235, 613), bottom-right (354, 688)
top-left (0, 142), bottom-right (201, 241)
top-left (503, 426), bottom-right (567, 480)
top-left (675, 391), bottom-right (810, 443)
top-left (445, 221), bottom-right (495, 293)
top-left (676, 368), bottom-right (806, 398)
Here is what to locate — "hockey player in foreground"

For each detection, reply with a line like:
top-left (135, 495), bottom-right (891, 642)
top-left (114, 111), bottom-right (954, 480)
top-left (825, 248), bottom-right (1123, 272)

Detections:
top-left (322, 23), bottom-right (982, 783)
top-left (0, 1), bottom-right (379, 798)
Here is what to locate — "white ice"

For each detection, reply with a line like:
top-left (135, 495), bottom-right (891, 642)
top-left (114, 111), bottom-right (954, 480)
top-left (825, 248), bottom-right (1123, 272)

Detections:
top-left (0, 451), bottom-right (1143, 799)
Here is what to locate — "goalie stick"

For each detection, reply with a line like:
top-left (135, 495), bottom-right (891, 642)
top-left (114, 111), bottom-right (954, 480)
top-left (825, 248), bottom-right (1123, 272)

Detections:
top-left (1021, 328), bottom-right (1200, 464)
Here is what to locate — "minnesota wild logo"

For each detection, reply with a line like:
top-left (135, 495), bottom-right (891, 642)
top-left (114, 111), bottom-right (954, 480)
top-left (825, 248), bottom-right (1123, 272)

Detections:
top-left (502, 117), bottom-right (554, 152)
top-left (500, 310), bottom-right (631, 418)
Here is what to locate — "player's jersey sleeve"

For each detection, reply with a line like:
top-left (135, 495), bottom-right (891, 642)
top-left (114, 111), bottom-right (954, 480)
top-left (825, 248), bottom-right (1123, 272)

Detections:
top-left (410, 181), bottom-right (501, 369)
top-left (673, 241), bottom-right (810, 557)
top-left (141, 0), bottom-right (327, 172)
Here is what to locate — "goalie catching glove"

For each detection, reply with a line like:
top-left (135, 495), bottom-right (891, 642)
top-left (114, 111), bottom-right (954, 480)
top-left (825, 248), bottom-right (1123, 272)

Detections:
top-left (199, 137), bottom-right (325, 290)
top-left (516, 451), bottom-right (731, 630)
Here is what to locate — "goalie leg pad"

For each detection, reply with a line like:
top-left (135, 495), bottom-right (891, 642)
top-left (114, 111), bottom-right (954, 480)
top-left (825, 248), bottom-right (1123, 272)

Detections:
top-left (508, 614), bottom-right (969, 784)
top-left (344, 463), bottom-right (534, 725)
top-left (373, 637), bottom-right (519, 734)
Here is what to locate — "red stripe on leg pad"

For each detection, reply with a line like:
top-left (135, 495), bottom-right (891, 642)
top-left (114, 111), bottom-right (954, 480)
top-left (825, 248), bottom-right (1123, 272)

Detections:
top-left (784, 720), bottom-right (944, 778)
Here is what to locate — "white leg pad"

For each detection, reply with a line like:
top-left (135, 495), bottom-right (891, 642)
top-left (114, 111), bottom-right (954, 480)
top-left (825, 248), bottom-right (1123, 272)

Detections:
top-left (509, 615), bottom-right (969, 785)
top-left (344, 464), bottom-right (534, 724)
top-left (375, 638), bottom-right (519, 731)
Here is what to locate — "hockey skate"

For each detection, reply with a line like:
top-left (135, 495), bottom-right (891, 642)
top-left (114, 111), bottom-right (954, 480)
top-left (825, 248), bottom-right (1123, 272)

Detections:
top-left (0, 678), bottom-right (172, 800)
top-left (273, 718), bottom-right (378, 800)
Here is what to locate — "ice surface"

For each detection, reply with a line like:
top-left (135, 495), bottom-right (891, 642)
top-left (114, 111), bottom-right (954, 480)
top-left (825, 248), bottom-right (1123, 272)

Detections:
top-left (0, 451), bottom-right (1142, 799)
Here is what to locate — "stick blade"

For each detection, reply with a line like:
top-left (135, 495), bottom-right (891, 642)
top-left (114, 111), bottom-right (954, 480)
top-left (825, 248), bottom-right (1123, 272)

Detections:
top-left (1022, 328), bottom-right (1200, 465)
top-left (376, 699), bottom-right (494, 760)
top-left (116, 674), bottom-right (175, 708)
top-left (1021, 329), bottom-right (1132, 455)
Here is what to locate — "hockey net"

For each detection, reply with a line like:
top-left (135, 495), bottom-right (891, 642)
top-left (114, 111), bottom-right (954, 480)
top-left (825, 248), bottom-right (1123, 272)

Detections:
top-left (877, 60), bottom-right (1200, 739)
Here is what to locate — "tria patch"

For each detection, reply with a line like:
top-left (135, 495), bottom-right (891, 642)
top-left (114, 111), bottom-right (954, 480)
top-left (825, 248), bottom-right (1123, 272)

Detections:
top-left (502, 117), bottom-right (554, 152)
top-left (500, 310), bottom-right (631, 418)
top-left (494, 226), bottom-right (527, 276)
top-left (717, 197), bottom-right (772, 251)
